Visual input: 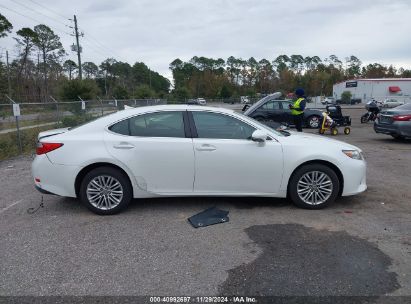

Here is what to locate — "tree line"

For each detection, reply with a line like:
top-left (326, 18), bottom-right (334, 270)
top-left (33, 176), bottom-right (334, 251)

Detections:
top-left (0, 14), bottom-right (170, 103)
top-left (1, 13), bottom-right (411, 103)
top-left (170, 55), bottom-right (411, 100)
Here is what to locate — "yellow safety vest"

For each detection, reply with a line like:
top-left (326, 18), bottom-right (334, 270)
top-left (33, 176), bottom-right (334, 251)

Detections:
top-left (291, 98), bottom-right (304, 115)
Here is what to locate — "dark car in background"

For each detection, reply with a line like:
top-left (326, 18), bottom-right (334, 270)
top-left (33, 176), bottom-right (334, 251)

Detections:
top-left (374, 103), bottom-right (411, 140)
top-left (243, 93), bottom-right (323, 128)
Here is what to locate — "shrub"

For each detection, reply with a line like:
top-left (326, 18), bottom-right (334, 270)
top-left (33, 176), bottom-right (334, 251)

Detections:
top-left (341, 91), bottom-right (352, 104)
top-left (59, 79), bottom-right (100, 101)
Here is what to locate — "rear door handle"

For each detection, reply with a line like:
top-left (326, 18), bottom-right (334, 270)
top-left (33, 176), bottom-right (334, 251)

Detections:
top-left (196, 144), bottom-right (216, 151)
top-left (113, 142), bottom-right (135, 149)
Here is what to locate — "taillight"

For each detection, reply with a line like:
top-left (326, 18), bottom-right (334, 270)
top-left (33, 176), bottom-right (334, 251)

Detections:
top-left (392, 114), bottom-right (411, 121)
top-left (36, 142), bottom-right (64, 155)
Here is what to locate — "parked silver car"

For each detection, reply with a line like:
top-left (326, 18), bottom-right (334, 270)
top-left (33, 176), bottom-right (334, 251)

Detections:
top-left (374, 103), bottom-right (411, 139)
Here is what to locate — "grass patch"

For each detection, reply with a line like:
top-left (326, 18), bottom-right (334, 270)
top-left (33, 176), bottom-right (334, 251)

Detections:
top-left (0, 125), bottom-right (57, 161)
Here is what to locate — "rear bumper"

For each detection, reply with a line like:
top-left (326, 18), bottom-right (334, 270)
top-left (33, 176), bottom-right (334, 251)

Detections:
top-left (374, 121), bottom-right (411, 137)
top-left (32, 155), bottom-right (80, 197)
top-left (35, 185), bottom-right (55, 195)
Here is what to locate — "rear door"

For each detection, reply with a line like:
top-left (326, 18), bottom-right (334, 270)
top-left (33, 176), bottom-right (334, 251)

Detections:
top-left (189, 110), bottom-right (283, 195)
top-left (104, 110), bottom-right (195, 194)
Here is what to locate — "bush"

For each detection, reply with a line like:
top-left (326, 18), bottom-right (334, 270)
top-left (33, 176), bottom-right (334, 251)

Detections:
top-left (59, 79), bottom-right (100, 101)
top-left (61, 113), bottom-right (94, 128)
top-left (113, 86), bottom-right (129, 99)
top-left (134, 84), bottom-right (155, 99)
top-left (341, 91), bottom-right (352, 104)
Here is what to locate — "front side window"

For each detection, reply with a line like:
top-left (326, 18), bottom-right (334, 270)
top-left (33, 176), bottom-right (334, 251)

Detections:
top-left (109, 111), bottom-right (185, 138)
top-left (192, 111), bottom-right (255, 140)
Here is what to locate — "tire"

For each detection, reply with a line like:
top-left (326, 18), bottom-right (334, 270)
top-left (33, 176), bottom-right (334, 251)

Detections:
top-left (288, 164), bottom-right (340, 210)
top-left (391, 134), bottom-right (405, 140)
top-left (79, 166), bottom-right (132, 215)
top-left (360, 114), bottom-right (368, 123)
top-left (331, 128), bottom-right (338, 135)
top-left (307, 115), bottom-right (321, 128)
top-left (344, 127), bottom-right (351, 135)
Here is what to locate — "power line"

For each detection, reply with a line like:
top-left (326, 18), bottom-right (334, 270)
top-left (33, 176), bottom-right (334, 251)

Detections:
top-left (80, 29), bottom-right (124, 60)
top-left (0, 4), bottom-right (72, 36)
top-left (8, 0), bottom-right (71, 28)
top-left (28, 0), bottom-right (70, 20)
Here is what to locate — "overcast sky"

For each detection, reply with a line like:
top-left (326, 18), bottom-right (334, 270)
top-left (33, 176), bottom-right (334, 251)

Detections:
top-left (1, 0), bottom-right (411, 80)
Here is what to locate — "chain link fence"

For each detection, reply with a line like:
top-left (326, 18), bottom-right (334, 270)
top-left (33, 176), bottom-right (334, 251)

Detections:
top-left (0, 98), bottom-right (167, 161)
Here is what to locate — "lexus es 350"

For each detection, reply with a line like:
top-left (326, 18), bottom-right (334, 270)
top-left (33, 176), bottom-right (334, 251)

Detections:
top-left (32, 105), bottom-right (367, 214)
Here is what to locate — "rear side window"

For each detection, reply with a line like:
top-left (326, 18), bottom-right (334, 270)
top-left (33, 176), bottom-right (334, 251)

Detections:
top-left (109, 119), bottom-right (129, 135)
top-left (109, 111), bottom-right (185, 138)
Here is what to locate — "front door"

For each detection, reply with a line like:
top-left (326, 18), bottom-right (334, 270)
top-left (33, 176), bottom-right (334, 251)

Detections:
top-left (190, 111), bottom-right (283, 195)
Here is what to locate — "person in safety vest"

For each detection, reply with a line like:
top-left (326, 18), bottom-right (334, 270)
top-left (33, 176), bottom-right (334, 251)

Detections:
top-left (289, 88), bottom-right (307, 132)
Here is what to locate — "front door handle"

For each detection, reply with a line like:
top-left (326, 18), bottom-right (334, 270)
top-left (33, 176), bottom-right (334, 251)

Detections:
top-left (196, 144), bottom-right (217, 151)
top-left (113, 142), bottom-right (135, 149)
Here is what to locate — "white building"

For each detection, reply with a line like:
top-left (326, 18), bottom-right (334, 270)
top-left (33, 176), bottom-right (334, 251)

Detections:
top-left (333, 78), bottom-right (411, 103)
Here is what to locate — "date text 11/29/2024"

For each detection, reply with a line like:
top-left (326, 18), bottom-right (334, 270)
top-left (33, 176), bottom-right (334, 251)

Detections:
top-left (149, 296), bottom-right (257, 303)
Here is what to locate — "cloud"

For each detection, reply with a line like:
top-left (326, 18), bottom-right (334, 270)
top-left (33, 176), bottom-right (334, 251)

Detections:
top-left (1, 0), bottom-right (410, 80)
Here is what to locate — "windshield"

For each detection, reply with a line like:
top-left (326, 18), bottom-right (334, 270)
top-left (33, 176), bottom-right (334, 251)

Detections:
top-left (237, 113), bottom-right (285, 137)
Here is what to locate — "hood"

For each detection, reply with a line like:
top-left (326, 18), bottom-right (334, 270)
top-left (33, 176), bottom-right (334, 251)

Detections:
top-left (244, 92), bottom-right (282, 115)
top-left (281, 131), bottom-right (361, 151)
top-left (38, 128), bottom-right (70, 140)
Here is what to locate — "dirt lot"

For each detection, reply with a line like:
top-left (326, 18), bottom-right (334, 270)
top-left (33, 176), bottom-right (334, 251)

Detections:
top-left (0, 107), bottom-right (410, 301)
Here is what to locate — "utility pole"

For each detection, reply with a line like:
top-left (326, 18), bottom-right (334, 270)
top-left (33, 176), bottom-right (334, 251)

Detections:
top-left (6, 51), bottom-right (11, 97)
top-left (73, 15), bottom-right (82, 80)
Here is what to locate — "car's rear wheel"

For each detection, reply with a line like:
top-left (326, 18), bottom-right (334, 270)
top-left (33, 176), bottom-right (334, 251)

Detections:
top-left (289, 164), bottom-right (340, 209)
top-left (307, 115), bottom-right (321, 128)
top-left (79, 167), bottom-right (132, 215)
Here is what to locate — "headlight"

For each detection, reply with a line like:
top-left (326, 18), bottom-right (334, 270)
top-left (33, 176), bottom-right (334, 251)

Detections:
top-left (342, 150), bottom-right (364, 160)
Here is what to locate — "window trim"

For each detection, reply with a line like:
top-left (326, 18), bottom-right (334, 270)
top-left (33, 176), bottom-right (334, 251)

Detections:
top-left (106, 110), bottom-right (189, 139)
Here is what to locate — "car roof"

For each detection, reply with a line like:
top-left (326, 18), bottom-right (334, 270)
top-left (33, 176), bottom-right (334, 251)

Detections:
top-left (75, 104), bottom-right (237, 131)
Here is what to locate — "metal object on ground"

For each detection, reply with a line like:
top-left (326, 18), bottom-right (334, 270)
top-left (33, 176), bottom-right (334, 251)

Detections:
top-left (188, 207), bottom-right (229, 228)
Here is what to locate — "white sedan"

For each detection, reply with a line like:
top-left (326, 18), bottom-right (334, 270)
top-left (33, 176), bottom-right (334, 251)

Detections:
top-left (381, 99), bottom-right (405, 108)
top-left (32, 105), bottom-right (367, 215)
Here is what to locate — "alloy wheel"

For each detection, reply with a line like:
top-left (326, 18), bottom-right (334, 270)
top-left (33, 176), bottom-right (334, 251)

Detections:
top-left (86, 175), bottom-right (124, 210)
top-left (297, 171), bottom-right (333, 205)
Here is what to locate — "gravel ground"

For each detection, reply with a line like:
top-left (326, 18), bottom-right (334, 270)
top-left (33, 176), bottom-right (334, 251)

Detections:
top-left (0, 107), bottom-right (410, 300)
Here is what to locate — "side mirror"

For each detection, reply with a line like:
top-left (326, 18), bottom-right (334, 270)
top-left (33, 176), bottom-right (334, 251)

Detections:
top-left (251, 130), bottom-right (267, 143)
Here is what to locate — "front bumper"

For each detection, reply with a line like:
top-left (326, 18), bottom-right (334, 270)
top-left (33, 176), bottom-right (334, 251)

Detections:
top-left (374, 121), bottom-right (411, 137)
top-left (340, 159), bottom-right (367, 196)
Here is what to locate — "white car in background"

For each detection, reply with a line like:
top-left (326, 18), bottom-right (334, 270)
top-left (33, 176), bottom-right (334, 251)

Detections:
top-left (321, 97), bottom-right (335, 105)
top-left (32, 105), bottom-right (367, 215)
top-left (196, 98), bottom-right (207, 105)
top-left (381, 98), bottom-right (405, 108)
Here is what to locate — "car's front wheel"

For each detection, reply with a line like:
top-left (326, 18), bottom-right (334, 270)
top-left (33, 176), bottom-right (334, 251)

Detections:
top-left (79, 167), bottom-right (132, 215)
top-left (289, 164), bottom-right (340, 209)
